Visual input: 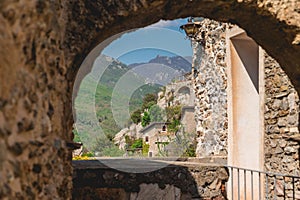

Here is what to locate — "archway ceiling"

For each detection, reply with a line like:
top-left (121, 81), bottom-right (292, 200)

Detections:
top-left (65, 0), bottom-right (300, 92)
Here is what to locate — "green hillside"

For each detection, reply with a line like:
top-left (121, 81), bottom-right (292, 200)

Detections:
top-left (74, 55), bottom-right (161, 154)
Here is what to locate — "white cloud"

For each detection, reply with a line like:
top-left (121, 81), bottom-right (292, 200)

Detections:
top-left (147, 19), bottom-right (187, 29)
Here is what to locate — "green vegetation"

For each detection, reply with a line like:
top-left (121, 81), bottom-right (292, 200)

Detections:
top-left (184, 143), bottom-right (196, 157)
top-left (82, 152), bottom-right (95, 157)
top-left (74, 56), bottom-right (161, 155)
top-left (93, 135), bottom-right (123, 156)
top-left (132, 93), bottom-right (163, 126)
top-left (130, 109), bottom-right (142, 124)
top-left (123, 137), bottom-right (144, 156)
top-left (155, 132), bottom-right (196, 157)
top-left (157, 141), bottom-right (170, 157)
top-left (142, 142), bottom-right (150, 156)
top-left (131, 138), bottom-right (143, 149)
top-left (72, 128), bottom-right (81, 143)
top-left (141, 111), bottom-right (151, 127)
top-left (178, 132), bottom-right (197, 157)
top-left (74, 55), bottom-right (194, 157)
top-left (141, 93), bottom-right (157, 110)
top-left (166, 105), bottom-right (182, 133)
top-left (101, 146), bottom-right (125, 157)
top-left (125, 136), bottom-right (141, 149)
top-left (149, 105), bottom-right (164, 122)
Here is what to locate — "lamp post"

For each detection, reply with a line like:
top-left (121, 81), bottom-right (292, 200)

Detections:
top-left (180, 17), bottom-right (203, 43)
top-left (180, 17), bottom-right (204, 79)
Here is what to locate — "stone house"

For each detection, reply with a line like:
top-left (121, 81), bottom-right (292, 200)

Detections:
top-left (138, 75), bottom-right (197, 157)
top-left (139, 122), bottom-right (172, 157)
top-left (114, 76), bottom-right (197, 152)
top-left (139, 105), bottom-right (196, 157)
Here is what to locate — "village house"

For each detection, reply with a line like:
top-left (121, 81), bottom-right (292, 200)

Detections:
top-left (139, 122), bottom-right (171, 157)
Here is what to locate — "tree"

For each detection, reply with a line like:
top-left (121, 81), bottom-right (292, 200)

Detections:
top-left (166, 105), bottom-right (182, 122)
top-left (166, 105), bottom-right (182, 133)
top-left (141, 111), bottom-right (151, 127)
top-left (93, 135), bottom-right (125, 156)
top-left (131, 109), bottom-right (142, 124)
top-left (168, 119), bottom-right (181, 133)
top-left (72, 128), bottom-right (81, 143)
top-left (142, 93), bottom-right (157, 110)
top-left (102, 146), bottom-right (124, 157)
top-left (149, 105), bottom-right (164, 122)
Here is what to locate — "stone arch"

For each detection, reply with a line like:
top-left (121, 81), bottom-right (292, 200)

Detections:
top-left (176, 86), bottom-right (191, 106)
top-left (177, 86), bottom-right (190, 95)
top-left (66, 0), bottom-right (300, 92)
top-left (0, 0), bottom-right (299, 199)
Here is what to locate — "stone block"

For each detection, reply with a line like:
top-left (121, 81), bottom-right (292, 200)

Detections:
top-left (290, 127), bottom-right (299, 133)
top-left (278, 117), bottom-right (287, 127)
top-left (284, 146), bottom-right (297, 154)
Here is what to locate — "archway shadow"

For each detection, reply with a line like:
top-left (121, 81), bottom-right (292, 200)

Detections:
top-left (72, 159), bottom-right (228, 200)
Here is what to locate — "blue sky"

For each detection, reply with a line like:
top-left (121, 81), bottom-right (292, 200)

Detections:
top-left (102, 18), bottom-right (192, 65)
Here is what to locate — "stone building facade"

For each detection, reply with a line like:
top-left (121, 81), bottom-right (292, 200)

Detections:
top-left (192, 18), bottom-right (300, 197)
top-left (140, 122), bottom-right (172, 157)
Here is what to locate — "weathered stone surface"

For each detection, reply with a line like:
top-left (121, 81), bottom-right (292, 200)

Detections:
top-left (264, 53), bottom-right (300, 199)
top-left (0, 0), bottom-right (299, 199)
top-left (72, 160), bottom-right (228, 200)
top-left (0, 1), bottom-right (73, 198)
top-left (191, 18), bottom-right (300, 200)
top-left (192, 19), bottom-right (228, 157)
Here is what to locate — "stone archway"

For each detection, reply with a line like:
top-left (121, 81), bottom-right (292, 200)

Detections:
top-left (176, 86), bottom-right (191, 106)
top-left (0, 0), bottom-right (299, 198)
top-left (66, 0), bottom-right (300, 91)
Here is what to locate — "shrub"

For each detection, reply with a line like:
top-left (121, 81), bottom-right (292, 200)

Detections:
top-left (82, 151), bottom-right (95, 157)
top-left (142, 142), bottom-right (150, 156)
top-left (131, 109), bottom-right (142, 124)
top-left (142, 93), bottom-right (157, 110)
top-left (149, 105), bottom-right (164, 122)
top-left (131, 138), bottom-right (143, 149)
top-left (141, 111), bottom-right (151, 127)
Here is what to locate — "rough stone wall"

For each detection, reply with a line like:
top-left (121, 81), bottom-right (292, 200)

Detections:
top-left (264, 53), bottom-right (299, 174)
top-left (264, 52), bottom-right (300, 197)
top-left (0, 1), bottom-right (72, 199)
top-left (192, 19), bottom-right (228, 157)
top-left (0, 0), bottom-right (299, 199)
top-left (158, 77), bottom-right (195, 108)
top-left (73, 160), bottom-right (229, 200)
top-left (193, 19), bottom-right (300, 178)
top-left (181, 107), bottom-right (196, 134)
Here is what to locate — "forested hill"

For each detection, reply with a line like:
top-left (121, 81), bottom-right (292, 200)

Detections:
top-left (74, 54), bottom-right (191, 154)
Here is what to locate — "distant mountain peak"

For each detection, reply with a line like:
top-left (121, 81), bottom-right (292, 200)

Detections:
top-left (128, 55), bottom-right (192, 74)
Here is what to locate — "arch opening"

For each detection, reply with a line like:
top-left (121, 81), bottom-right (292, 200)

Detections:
top-left (0, 1), bottom-right (299, 199)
